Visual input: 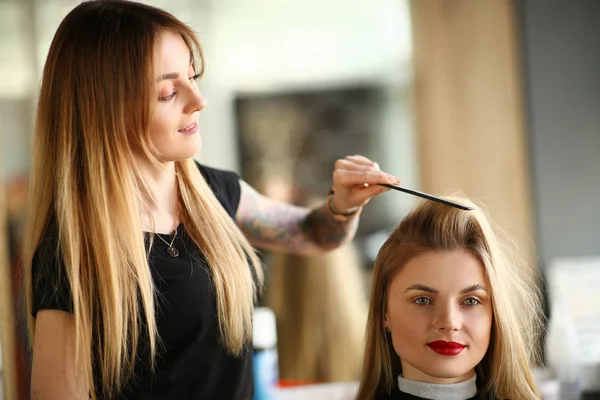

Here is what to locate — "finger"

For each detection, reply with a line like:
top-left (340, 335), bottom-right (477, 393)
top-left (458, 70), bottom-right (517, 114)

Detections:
top-left (334, 158), bottom-right (401, 184)
top-left (363, 184), bottom-right (391, 197)
top-left (334, 169), bottom-right (402, 186)
top-left (344, 155), bottom-right (380, 170)
top-left (338, 169), bottom-right (401, 186)
top-left (344, 184), bottom-right (391, 207)
top-left (355, 184), bottom-right (391, 195)
top-left (335, 159), bottom-right (380, 173)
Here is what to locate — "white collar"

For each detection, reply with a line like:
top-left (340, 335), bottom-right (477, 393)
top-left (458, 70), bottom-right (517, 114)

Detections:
top-left (397, 373), bottom-right (478, 400)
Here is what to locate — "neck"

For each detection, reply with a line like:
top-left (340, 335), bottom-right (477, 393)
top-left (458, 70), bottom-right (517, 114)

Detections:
top-left (136, 157), bottom-right (180, 233)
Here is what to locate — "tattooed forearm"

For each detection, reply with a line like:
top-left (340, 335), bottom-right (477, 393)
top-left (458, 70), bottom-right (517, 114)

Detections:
top-left (302, 203), bottom-right (358, 251)
top-left (236, 181), bottom-right (358, 255)
top-left (239, 200), bottom-right (312, 253)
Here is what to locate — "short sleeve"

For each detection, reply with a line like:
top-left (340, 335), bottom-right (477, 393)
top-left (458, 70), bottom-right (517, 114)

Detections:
top-left (195, 162), bottom-right (242, 219)
top-left (31, 230), bottom-right (73, 317)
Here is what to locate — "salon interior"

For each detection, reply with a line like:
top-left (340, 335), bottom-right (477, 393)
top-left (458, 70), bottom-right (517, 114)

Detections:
top-left (0, 0), bottom-right (599, 399)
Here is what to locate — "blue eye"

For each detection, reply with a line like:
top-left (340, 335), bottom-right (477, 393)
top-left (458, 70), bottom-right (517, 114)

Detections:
top-left (414, 297), bottom-right (432, 306)
top-left (462, 297), bottom-right (481, 307)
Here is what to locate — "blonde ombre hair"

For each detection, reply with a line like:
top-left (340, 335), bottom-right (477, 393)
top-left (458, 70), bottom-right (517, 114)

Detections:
top-left (267, 244), bottom-right (368, 382)
top-left (357, 196), bottom-right (543, 400)
top-left (23, 1), bottom-right (262, 397)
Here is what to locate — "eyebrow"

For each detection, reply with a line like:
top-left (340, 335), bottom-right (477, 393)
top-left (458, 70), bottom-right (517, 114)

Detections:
top-left (404, 283), bottom-right (488, 294)
top-left (156, 72), bottom-right (179, 82)
top-left (156, 53), bottom-right (195, 82)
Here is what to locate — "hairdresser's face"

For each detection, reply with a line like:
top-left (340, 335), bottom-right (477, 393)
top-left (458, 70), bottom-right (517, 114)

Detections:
top-left (149, 31), bottom-right (206, 161)
top-left (384, 249), bottom-right (493, 384)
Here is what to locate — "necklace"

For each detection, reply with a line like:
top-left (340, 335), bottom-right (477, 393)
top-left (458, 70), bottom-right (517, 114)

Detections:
top-left (155, 226), bottom-right (179, 257)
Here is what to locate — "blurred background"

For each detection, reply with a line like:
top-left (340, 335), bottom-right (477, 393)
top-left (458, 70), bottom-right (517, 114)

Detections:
top-left (0, 0), bottom-right (599, 399)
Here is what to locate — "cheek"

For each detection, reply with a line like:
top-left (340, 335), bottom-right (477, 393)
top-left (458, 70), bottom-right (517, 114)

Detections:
top-left (464, 306), bottom-right (493, 348)
top-left (148, 109), bottom-right (178, 148)
top-left (149, 109), bottom-right (173, 135)
top-left (388, 305), bottom-right (429, 347)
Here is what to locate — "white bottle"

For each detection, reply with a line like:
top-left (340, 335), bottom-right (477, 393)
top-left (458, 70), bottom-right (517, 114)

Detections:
top-left (545, 298), bottom-right (582, 400)
top-left (253, 307), bottom-right (279, 400)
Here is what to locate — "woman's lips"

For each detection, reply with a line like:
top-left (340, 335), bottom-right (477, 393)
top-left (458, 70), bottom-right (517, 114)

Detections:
top-left (178, 122), bottom-right (198, 134)
top-left (426, 340), bottom-right (466, 356)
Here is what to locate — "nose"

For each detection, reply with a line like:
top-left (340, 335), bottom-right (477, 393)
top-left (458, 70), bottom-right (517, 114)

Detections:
top-left (432, 302), bottom-right (461, 332)
top-left (183, 88), bottom-right (207, 115)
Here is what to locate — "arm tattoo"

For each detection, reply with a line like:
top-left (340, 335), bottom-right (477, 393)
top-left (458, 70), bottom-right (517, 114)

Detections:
top-left (237, 181), bottom-right (358, 255)
top-left (302, 203), bottom-right (359, 251)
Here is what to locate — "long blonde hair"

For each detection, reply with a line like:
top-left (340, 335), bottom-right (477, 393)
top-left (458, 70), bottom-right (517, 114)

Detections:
top-left (267, 244), bottom-right (368, 383)
top-left (356, 196), bottom-right (543, 400)
top-left (23, 0), bottom-right (262, 397)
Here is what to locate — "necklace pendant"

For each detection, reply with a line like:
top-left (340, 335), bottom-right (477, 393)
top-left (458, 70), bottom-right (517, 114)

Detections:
top-left (167, 246), bottom-right (179, 258)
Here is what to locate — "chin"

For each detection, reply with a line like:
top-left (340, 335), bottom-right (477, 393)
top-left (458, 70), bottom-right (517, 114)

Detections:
top-left (173, 137), bottom-right (202, 160)
top-left (184, 144), bottom-right (201, 159)
top-left (160, 148), bottom-right (201, 162)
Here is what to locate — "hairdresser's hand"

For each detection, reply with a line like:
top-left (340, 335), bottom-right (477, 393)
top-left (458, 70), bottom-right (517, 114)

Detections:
top-left (330, 155), bottom-right (402, 213)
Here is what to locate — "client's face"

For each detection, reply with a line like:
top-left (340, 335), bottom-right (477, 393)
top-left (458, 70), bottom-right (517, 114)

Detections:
top-left (384, 249), bottom-right (493, 384)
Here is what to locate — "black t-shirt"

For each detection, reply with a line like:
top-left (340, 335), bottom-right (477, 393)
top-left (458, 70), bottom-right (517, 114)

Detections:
top-left (31, 163), bottom-right (254, 400)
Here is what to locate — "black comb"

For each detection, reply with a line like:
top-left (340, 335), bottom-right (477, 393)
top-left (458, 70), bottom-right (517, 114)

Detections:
top-left (378, 184), bottom-right (476, 211)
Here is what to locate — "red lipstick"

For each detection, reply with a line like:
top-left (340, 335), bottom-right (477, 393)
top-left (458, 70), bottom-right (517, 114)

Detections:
top-left (427, 340), bottom-right (466, 356)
